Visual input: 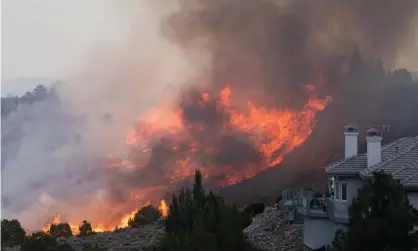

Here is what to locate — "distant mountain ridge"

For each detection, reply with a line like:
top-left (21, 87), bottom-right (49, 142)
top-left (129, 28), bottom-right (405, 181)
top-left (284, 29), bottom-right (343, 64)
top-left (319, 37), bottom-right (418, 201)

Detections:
top-left (1, 78), bottom-right (57, 97)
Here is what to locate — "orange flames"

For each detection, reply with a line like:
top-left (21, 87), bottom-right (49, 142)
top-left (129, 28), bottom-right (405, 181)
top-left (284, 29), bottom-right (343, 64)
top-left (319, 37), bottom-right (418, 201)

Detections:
top-left (41, 82), bottom-right (330, 233)
top-left (158, 200), bottom-right (169, 218)
top-left (123, 84), bottom-right (331, 185)
top-left (41, 200), bottom-right (168, 234)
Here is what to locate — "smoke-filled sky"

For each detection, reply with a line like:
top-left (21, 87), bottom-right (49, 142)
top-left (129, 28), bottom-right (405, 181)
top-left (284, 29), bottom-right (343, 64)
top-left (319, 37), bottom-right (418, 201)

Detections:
top-left (2, 0), bottom-right (418, 82)
top-left (2, 0), bottom-right (418, 231)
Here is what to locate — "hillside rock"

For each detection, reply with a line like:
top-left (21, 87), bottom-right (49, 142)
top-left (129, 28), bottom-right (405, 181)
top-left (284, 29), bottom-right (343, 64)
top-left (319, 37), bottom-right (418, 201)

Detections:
top-left (243, 205), bottom-right (303, 251)
top-left (3, 246), bottom-right (21, 251)
top-left (57, 221), bottom-right (165, 251)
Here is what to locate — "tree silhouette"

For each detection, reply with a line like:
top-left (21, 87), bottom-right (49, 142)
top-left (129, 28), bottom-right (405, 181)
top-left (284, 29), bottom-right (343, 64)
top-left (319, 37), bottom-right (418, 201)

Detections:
top-left (20, 232), bottom-right (58, 251)
top-left (49, 223), bottom-right (73, 238)
top-left (128, 205), bottom-right (161, 228)
top-left (1, 219), bottom-right (26, 247)
top-left (79, 220), bottom-right (94, 236)
top-left (347, 44), bottom-right (364, 82)
top-left (161, 169), bottom-right (253, 251)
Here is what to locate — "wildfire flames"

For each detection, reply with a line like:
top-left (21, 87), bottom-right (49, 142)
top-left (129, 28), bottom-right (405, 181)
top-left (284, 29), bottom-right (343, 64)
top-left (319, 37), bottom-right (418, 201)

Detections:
top-left (123, 84), bottom-right (331, 185)
top-left (41, 82), bottom-right (330, 234)
top-left (42, 200), bottom-right (167, 234)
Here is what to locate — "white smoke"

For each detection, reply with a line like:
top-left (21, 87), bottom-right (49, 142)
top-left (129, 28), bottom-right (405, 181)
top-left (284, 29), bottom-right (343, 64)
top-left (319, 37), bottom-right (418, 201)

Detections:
top-left (1, 0), bottom-right (201, 231)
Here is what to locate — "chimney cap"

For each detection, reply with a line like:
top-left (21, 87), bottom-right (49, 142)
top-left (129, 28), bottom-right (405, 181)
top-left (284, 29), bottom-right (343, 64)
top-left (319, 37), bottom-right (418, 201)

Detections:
top-left (366, 128), bottom-right (382, 137)
top-left (344, 124), bottom-right (359, 133)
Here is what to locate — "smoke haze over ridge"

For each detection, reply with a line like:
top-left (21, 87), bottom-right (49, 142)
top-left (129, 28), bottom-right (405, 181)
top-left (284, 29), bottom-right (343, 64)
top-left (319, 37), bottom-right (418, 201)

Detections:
top-left (2, 0), bottom-right (418, 231)
top-left (164, 0), bottom-right (418, 107)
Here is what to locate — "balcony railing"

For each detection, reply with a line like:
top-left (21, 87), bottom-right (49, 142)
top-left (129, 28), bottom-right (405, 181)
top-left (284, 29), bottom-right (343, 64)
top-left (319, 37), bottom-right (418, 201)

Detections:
top-left (280, 189), bottom-right (350, 224)
top-left (326, 196), bottom-right (349, 224)
top-left (304, 197), bottom-right (328, 218)
top-left (279, 189), bottom-right (305, 210)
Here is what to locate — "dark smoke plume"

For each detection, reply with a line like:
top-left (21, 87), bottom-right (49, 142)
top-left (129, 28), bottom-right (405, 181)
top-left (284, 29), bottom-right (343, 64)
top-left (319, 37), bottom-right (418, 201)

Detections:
top-left (163, 0), bottom-right (418, 108)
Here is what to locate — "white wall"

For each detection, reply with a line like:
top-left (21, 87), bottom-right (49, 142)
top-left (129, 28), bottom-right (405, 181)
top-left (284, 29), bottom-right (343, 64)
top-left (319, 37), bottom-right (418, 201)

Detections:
top-left (408, 192), bottom-right (418, 209)
top-left (344, 133), bottom-right (358, 158)
top-left (338, 177), bottom-right (364, 203)
top-left (303, 218), bottom-right (348, 249)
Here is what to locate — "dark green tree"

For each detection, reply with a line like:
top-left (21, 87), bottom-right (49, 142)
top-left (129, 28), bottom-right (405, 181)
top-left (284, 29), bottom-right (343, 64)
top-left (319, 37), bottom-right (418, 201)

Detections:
top-left (128, 205), bottom-right (162, 228)
top-left (347, 44), bottom-right (364, 81)
top-left (49, 223), bottom-right (73, 238)
top-left (193, 169), bottom-right (205, 203)
top-left (333, 171), bottom-right (418, 251)
top-left (1, 219), bottom-right (26, 247)
top-left (21, 232), bottom-right (58, 251)
top-left (243, 202), bottom-right (265, 217)
top-left (160, 169), bottom-right (253, 251)
top-left (79, 220), bottom-right (94, 236)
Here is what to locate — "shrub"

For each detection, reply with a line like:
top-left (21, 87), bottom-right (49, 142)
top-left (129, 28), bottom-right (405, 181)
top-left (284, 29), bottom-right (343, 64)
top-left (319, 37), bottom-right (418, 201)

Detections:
top-left (56, 242), bottom-right (76, 251)
top-left (128, 205), bottom-right (161, 228)
top-left (82, 244), bottom-right (107, 251)
top-left (49, 223), bottom-right (73, 238)
top-left (79, 220), bottom-right (95, 236)
top-left (244, 202), bottom-right (265, 216)
top-left (310, 198), bottom-right (322, 208)
top-left (1, 219), bottom-right (26, 247)
top-left (312, 191), bottom-right (322, 198)
top-left (21, 232), bottom-right (58, 251)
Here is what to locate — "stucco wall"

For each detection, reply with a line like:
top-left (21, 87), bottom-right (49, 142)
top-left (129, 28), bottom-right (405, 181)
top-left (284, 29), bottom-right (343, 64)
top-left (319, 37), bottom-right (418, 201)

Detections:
top-left (408, 192), bottom-right (418, 209)
top-left (303, 218), bottom-right (348, 249)
top-left (337, 177), bottom-right (364, 202)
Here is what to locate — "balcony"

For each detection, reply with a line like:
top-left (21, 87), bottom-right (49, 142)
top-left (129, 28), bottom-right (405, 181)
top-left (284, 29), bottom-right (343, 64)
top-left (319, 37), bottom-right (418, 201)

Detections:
top-left (280, 189), bottom-right (350, 224)
top-left (326, 196), bottom-right (349, 224)
top-left (279, 189), bottom-right (304, 211)
top-left (303, 197), bottom-right (328, 218)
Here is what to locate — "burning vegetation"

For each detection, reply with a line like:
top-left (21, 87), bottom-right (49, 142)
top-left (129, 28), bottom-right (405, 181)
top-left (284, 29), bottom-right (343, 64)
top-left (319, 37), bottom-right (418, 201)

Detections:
top-left (39, 81), bottom-right (329, 233)
top-left (2, 0), bottom-right (418, 239)
top-left (122, 84), bottom-right (330, 184)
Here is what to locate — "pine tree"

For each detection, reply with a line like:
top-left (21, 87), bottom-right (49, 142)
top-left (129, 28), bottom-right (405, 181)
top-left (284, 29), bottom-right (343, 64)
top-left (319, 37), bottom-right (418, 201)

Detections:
top-left (333, 171), bottom-right (418, 251)
top-left (1, 219), bottom-right (26, 247)
top-left (193, 169), bottom-right (205, 203)
top-left (79, 220), bottom-right (94, 236)
top-left (160, 169), bottom-right (253, 251)
top-left (347, 44), bottom-right (364, 79)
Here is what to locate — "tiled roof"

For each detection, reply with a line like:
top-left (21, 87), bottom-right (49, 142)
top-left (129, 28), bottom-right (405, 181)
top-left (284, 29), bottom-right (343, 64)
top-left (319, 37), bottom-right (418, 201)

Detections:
top-left (325, 136), bottom-right (418, 188)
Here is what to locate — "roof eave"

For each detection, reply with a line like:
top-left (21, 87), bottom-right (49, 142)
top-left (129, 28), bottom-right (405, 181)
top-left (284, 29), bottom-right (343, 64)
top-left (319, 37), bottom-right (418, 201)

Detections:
top-left (403, 185), bottom-right (418, 191)
top-left (326, 171), bottom-right (362, 177)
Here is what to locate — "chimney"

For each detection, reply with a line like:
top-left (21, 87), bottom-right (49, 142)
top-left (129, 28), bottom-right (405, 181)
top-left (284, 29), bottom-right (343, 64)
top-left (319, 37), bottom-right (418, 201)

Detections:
top-left (344, 124), bottom-right (359, 158)
top-left (366, 128), bottom-right (383, 167)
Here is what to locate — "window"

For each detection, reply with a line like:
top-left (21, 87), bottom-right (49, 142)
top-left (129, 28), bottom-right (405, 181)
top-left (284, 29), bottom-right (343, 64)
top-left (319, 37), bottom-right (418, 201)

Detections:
top-left (341, 182), bottom-right (347, 201)
top-left (335, 181), bottom-right (340, 199)
top-left (334, 180), bottom-right (348, 201)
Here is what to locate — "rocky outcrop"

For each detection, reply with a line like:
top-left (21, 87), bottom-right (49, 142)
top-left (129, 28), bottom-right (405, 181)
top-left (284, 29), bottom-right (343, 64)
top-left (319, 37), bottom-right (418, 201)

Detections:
top-left (243, 205), bottom-right (303, 251)
top-left (57, 220), bottom-right (165, 251)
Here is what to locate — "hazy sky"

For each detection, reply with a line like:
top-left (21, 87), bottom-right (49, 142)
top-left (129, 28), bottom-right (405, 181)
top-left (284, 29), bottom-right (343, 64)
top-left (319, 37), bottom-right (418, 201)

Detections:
top-left (2, 0), bottom-right (134, 80)
top-left (2, 0), bottom-right (417, 83)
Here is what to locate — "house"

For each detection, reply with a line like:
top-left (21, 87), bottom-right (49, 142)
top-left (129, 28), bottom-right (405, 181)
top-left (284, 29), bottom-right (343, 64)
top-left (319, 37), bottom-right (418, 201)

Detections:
top-left (301, 124), bottom-right (418, 250)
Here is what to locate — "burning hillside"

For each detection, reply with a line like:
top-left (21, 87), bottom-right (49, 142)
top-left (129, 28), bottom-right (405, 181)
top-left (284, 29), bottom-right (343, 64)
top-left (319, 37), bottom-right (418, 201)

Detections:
top-left (119, 84), bottom-right (330, 185)
top-left (39, 81), bottom-right (330, 233)
top-left (4, 0), bottom-right (416, 238)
